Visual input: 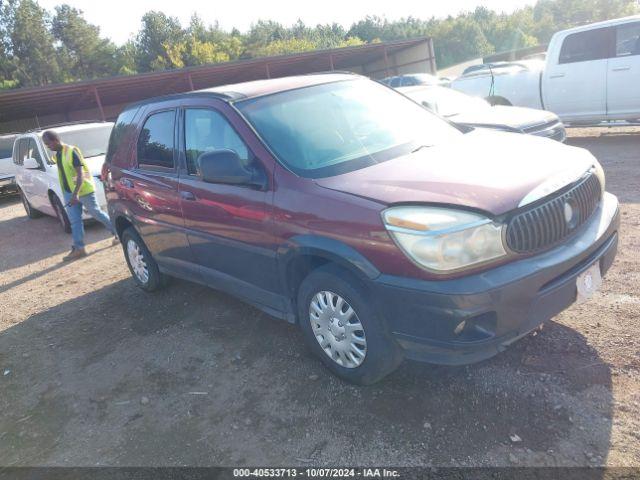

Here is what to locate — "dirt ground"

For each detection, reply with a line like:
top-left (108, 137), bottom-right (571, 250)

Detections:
top-left (0, 127), bottom-right (639, 468)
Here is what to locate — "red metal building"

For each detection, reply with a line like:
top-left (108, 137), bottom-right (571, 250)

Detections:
top-left (0, 37), bottom-right (435, 134)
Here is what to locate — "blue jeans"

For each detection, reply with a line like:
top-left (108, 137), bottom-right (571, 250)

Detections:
top-left (63, 191), bottom-right (114, 249)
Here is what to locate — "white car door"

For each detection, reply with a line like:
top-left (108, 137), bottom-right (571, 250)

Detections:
top-left (16, 138), bottom-right (36, 198)
top-left (543, 27), bottom-right (612, 123)
top-left (22, 137), bottom-right (52, 212)
top-left (607, 21), bottom-right (640, 121)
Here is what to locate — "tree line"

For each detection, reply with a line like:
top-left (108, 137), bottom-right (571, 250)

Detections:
top-left (0, 0), bottom-right (637, 90)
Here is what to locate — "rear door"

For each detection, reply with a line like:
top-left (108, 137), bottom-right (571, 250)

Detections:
top-left (123, 107), bottom-right (194, 271)
top-left (177, 101), bottom-right (282, 311)
top-left (543, 27), bottom-right (613, 123)
top-left (607, 21), bottom-right (640, 120)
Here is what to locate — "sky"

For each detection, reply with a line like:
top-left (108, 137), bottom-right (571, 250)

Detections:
top-left (37, 0), bottom-right (537, 45)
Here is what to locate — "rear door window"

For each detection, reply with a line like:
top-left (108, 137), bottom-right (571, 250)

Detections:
top-left (615, 22), bottom-right (640, 57)
top-left (559, 27), bottom-right (613, 64)
top-left (137, 110), bottom-right (176, 170)
top-left (184, 108), bottom-right (250, 176)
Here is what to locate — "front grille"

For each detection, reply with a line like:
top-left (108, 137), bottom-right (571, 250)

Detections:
top-left (506, 173), bottom-right (601, 254)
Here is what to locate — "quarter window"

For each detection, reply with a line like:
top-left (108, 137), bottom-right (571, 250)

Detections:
top-left (615, 22), bottom-right (640, 57)
top-left (559, 28), bottom-right (612, 64)
top-left (184, 109), bottom-right (249, 175)
top-left (137, 110), bottom-right (176, 169)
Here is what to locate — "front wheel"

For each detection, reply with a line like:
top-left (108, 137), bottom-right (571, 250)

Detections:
top-left (297, 264), bottom-right (403, 385)
top-left (19, 188), bottom-right (43, 219)
top-left (121, 227), bottom-right (167, 292)
top-left (51, 195), bottom-right (71, 234)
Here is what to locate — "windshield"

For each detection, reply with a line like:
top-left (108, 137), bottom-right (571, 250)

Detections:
top-left (42, 124), bottom-right (113, 162)
top-left (405, 87), bottom-right (490, 117)
top-left (236, 79), bottom-right (461, 178)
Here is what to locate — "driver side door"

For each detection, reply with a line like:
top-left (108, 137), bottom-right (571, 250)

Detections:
top-left (177, 104), bottom-right (282, 311)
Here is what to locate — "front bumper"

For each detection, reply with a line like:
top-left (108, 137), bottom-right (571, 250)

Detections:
top-left (0, 175), bottom-right (16, 191)
top-left (372, 192), bottom-right (619, 365)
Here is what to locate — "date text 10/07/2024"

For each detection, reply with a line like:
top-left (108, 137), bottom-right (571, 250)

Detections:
top-left (233, 469), bottom-right (400, 478)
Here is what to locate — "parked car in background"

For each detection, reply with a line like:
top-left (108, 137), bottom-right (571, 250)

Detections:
top-left (13, 122), bottom-right (113, 232)
top-left (380, 73), bottom-right (448, 87)
top-left (104, 73), bottom-right (618, 385)
top-left (398, 85), bottom-right (566, 142)
top-left (0, 133), bottom-right (18, 195)
top-left (450, 15), bottom-right (640, 125)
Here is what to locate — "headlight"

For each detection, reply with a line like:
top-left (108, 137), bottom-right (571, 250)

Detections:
top-left (382, 206), bottom-right (507, 273)
top-left (592, 160), bottom-right (606, 196)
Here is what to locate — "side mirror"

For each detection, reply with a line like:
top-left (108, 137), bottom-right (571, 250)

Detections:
top-left (198, 149), bottom-right (265, 188)
top-left (23, 157), bottom-right (41, 169)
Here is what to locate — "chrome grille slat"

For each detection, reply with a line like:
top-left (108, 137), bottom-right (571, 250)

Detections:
top-left (506, 173), bottom-right (601, 254)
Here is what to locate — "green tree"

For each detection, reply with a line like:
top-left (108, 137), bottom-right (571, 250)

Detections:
top-left (52, 4), bottom-right (118, 81)
top-left (135, 11), bottom-right (185, 72)
top-left (5, 0), bottom-right (61, 86)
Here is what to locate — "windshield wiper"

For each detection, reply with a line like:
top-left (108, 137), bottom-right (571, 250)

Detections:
top-left (411, 144), bottom-right (433, 153)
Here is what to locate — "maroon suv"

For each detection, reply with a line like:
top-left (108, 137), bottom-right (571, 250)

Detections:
top-left (103, 73), bottom-right (619, 384)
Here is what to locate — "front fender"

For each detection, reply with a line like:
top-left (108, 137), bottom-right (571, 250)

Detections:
top-left (277, 234), bottom-right (381, 285)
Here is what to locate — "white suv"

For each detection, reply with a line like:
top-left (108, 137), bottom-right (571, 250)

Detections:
top-left (13, 122), bottom-right (113, 232)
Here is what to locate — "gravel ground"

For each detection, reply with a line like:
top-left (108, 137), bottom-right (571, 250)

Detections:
top-left (0, 127), bottom-right (638, 467)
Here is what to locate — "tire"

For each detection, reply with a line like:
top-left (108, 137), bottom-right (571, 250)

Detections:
top-left (121, 227), bottom-right (167, 292)
top-left (297, 264), bottom-right (403, 385)
top-left (51, 195), bottom-right (71, 234)
top-left (19, 188), bottom-right (43, 219)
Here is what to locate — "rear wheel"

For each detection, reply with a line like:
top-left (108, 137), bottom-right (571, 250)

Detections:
top-left (51, 195), bottom-right (71, 234)
top-left (19, 188), bottom-right (42, 219)
top-left (297, 264), bottom-right (403, 385)
top-left (121, 227), bottom-right (167, 292)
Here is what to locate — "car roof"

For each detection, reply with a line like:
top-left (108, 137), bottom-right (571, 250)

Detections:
top-left (17, 122), bottom-right (114, 138)
top-left (201, 72), bottom-right (359, 100)
top-left (557, 14), bottom-right (640, 36)
top-left (125, 72), bottom-right (361, 111)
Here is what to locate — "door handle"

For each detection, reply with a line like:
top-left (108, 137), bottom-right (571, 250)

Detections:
top-left (549, 73), bottom-right (565, 79)
top-left (180, 191), bottom-right (196, 201)
top-left (612, 66), bottom-right (630, 71)
top-left (120, 178), bottom-right (134, 188)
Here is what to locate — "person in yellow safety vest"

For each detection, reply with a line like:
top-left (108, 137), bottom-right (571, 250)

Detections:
top-left (42, 130), bottom-right (118, 262)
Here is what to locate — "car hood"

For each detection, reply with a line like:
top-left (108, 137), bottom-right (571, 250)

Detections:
top-left (83, 155), bottom-right (106, 177)
top-left (314, 130), bottom-right (595, 216)
top-left (450, 106), bottom-right (559, 130)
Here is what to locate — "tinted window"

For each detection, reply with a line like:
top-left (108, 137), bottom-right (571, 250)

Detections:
top-left (616, 22), bottom-right (640, 57)
top-left (389, 77), bottom-right (401, 87)
top-left (106, 108), bottom-right (138, 164)
top-left (559, 28), bottom-right (612, 64)
top-left (137, 110), bottom-right (175, 169)
top-left (0, 135), bottom-right (16, 159)
top-left (184, 109), bottom-right (249, 175)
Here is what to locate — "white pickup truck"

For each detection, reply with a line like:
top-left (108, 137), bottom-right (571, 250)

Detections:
top-left (450, 15), bottom-right (640, 125)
